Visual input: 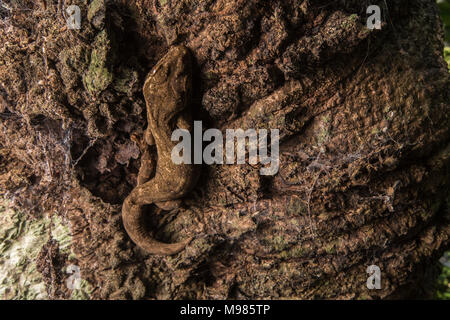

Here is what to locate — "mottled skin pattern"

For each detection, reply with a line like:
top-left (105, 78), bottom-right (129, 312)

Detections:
top-left (122, 46), bottom-right (197, 255)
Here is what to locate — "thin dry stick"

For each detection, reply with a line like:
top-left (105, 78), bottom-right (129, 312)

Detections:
top-left (72, 138), bottom-right (97, 167)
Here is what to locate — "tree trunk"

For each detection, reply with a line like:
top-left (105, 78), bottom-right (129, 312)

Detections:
top-left (0, 0), bottom-right (449, 299)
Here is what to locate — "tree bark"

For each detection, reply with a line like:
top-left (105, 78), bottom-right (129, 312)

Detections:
top-left (0, 0), bottom-right (449, 299)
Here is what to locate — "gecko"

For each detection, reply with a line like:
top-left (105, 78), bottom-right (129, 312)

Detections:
top-left (122, 45), bottom-right (198, 255)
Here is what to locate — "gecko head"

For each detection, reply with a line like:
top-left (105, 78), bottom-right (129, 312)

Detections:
top-left (143, 45), bottom-right (193, 114)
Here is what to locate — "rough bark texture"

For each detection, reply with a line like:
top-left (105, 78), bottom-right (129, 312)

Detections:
top-left (0, 0), bottom-right (449, 299)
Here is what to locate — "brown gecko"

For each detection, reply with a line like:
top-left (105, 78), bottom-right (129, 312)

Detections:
top-left (122, 45), bottom-right (198, 255)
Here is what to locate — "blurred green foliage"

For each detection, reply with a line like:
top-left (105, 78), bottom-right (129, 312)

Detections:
top-left (438, 0), bottom-right (450, 43)
top-left (445, 47), bottom-right (450, 70)
top-left (437, 248), bottom-right (450, 299)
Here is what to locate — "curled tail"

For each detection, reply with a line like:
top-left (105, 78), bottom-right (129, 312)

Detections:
top-left (122, 196), bottom-right (193, 255)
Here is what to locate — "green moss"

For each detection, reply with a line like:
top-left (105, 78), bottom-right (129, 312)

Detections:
top-left (280, 250), bottom-right (289, 259)
top-left (286, 197), bottom-right (306, 216)
top-left (272, 235), bottom-right (289, 251)
top-left (83, 30), bottom-right (113, 96)
top-left (324, 243), bottom-right (337, 254)
top-left (59, 45), bottom-right (89, 72)
top-left (316, 115), bottom-right (331, 145)
top-left (349, 14), bottom-right (358, 22)
top-left (113, 68), bottom-right (139, 94)
top-left (317, 128), bottom-right (329, 146)
top-left (288, 247), bottom-right (305, 258)
top-left (88, 0), bottom-right (105, 22)
top-left (341, 14), bottom-right (358, 29)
